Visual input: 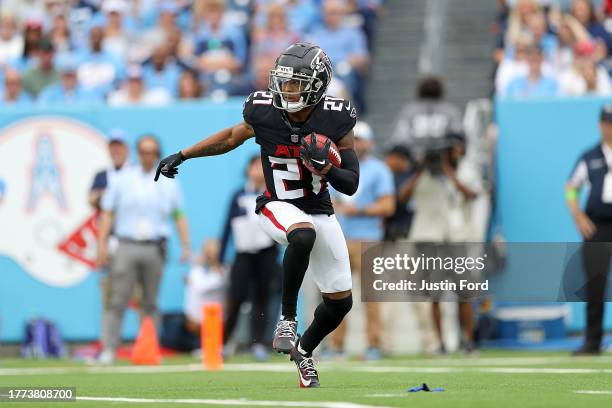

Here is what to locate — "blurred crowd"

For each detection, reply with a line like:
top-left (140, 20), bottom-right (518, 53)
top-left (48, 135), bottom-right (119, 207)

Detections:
top-left (0, 0), bottom-right (382, 112)
top-left (493, 0), bottom-right (612, 98)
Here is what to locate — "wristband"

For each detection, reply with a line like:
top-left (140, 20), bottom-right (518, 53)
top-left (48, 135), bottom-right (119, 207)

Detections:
top-left (566, 188), bottom-right (578, 201)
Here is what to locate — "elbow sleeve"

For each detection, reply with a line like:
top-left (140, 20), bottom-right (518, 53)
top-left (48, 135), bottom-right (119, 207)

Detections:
top-left (326, 149), bottom-right (360, 195)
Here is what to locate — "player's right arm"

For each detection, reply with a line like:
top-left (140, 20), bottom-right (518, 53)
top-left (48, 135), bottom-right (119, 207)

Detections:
top-left (182, 122), bottom-right (255, 158)
top-left (155, 122), bottom-right (255, 181)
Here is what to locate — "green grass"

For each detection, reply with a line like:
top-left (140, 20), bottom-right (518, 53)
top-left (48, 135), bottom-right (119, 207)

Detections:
top-left (1, 351), bottom-right (612, 407)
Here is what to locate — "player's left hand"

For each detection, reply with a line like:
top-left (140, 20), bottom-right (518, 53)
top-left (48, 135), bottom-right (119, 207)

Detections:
top-left (300, 136), bottom-right (331, 172)
top-left (155, 151), bottom-right (186, 181)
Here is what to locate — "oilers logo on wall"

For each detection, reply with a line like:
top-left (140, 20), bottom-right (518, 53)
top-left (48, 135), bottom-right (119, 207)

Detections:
top-left (0, 116), bottom-right (109, 287)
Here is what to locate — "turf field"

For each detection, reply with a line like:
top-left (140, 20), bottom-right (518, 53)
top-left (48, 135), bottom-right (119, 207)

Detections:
top-left (0, 351), bottom-right (611, 407)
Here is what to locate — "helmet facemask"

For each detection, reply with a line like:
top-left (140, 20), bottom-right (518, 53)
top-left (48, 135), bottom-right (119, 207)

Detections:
top-left (269, 66), bottom-right (324, 113)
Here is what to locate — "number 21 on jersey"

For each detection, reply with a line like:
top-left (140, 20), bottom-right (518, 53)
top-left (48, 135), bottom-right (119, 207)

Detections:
top-left (269, 156), bottom-right (324, 199)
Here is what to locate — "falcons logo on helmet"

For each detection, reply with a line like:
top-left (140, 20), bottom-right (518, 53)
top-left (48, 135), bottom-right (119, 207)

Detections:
top-left (311, 50), bottom-right (332, 76)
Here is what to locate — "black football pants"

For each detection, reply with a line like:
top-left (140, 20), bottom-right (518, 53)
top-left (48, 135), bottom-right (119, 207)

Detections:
top-left (582, 222), bottom-right (612, 350)
top-left (223, 246), bottom-right (278, 346)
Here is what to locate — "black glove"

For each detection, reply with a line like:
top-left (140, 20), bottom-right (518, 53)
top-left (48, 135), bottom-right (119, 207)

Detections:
top-left (299, 135), bottom-right (331, 172)
top-left (154, 151), bottom-right (186, 181)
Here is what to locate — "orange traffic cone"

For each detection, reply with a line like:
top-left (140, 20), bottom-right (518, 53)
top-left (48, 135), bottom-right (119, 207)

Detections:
top-left (131, 317), bottom-right (161, 365)
top-left (201, 303), bottom-right (223, 370)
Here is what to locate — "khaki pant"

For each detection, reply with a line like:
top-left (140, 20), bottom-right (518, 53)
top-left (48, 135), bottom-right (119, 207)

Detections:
top-left (330, 240), bottom-right (381, 350)
top-left (102, 241), bottom-right (164, 351)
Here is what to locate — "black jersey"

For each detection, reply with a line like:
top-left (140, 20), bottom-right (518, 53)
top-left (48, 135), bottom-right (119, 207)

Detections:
top-left (243, 91), bottom-right (357, 215)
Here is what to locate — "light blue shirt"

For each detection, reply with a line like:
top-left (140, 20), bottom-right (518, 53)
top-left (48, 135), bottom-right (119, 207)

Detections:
top-left (196, 20), bottom-right (248, 66)
top-left (505, 75), bottom-right (559, 99)
top-left (142, 62), bottom-right (182, 96)
top-left (101, 164), bottom-right (184, 240)
top-left (37, 84), bottom-right (103, 105)
top-left (74, 50), bottom-right (126, 95)
top-left (335, 157), bottom-right (394, 240)
top-left (306, 25), bottom-right (367, 66)
top-left (0, 92), bottom-right (34, 107)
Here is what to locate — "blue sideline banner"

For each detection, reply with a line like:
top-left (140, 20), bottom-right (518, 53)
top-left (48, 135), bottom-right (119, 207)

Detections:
top-left (496, 96), bottom-right (612, 332)
top-left (0, 100), bottom-right (258, 341)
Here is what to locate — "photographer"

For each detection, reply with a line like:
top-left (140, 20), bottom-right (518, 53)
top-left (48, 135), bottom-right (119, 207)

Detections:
top-left (406, 132), bottom-right (482, 355)
top-left (390, 76), bottom-right (463, 153)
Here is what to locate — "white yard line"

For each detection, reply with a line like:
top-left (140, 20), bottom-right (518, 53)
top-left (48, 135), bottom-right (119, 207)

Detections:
top-left (0, 364), bottom-right (205, 376)
top-left (387, 356), bottom-right (612, 366)
top-left (3, 363), bottom-right (612, 377)
top-left (573, 390), bottom-right (612, 395)
top-left (77, 396), bottom-right (391, 408)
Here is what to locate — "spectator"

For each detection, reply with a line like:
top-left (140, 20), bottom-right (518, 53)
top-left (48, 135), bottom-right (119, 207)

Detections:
top-left (38, 55), bottom-right (103, 104)
top-left (525, 11), bottom-right (559, 61)
top-left (406, 133), bottom-right (482, 355)
top-left (571, 0), bottom-right (612, 56)
top-left (1, 0), bottom-right (46, 24)
top-left (496, 0), bottom-right (541, 63)
top-left (220, 155), bottom-right (279, 361)
top-left (76, 25), bottom-right (125, 96)
top-left (139, 0), bottom-right (182, 60)
top-left (88, 129), bottom-right (131, 344)
top-left (383, 145), bottom-right (416, 241)
top-left (554, 14), bottom-right (591, 71)
top-left (49, 13), bottom-right (71, 55)
top-left (254, 0), bottom-right (320, 37)
top-left (348, 0), bottom-right (383, 50)
top-left (15, 19), bottom-right (43, 71)
top-left (251, 3), bottom-right (300, 60)
top-left (560, 40), bottom-right (612, 95)
top-left (0, 13), bottom-right (24, 67)
top-left (390, 76), bottom-right (463, 155)
top-left (307, 0), bottom-right (369, 111)
top-left (96, 135), bottom-right (191, 365)
top-left (505, 45), bottom-right (559, 98)
top-left (0, 67), bottom-right (33, 106)
top-left (195, 0), bottom-right (247, 74)
top-left (177, 69), bottom-right (204, 100)
top-left (434, 133), bottom-right (482, 354)
top-left (89, 129), bottom-right (130, 211)
top-left (108, 65), bottom-right (173, 106)
top-left (101, 0), bottom-right (133, 61)
top-left (163, 25), bottom-right (195, 71)
top-left (234, 54), bottom-right (274, 95)
top-left (22, 37), bottom-right (59, 97)
top-left (184, 239), bottom-right (227, 338)
top-left (496, 34), bottom-right (559, 94)
top-left (330, 121), bottom-right (395, 360)
top-left (142, 45), bottom-right (182, 96)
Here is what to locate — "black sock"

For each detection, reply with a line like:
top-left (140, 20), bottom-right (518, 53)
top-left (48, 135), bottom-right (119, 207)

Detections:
top-left (281, 228), bottom-right (316, 319)
top-left (299, 294), bottom-right (353, 355)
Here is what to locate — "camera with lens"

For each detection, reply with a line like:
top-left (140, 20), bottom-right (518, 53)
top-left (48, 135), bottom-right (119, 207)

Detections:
top-left (414, 135), bottom-right (453, 175)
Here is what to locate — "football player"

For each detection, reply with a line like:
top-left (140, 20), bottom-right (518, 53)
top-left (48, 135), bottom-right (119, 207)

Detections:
top-left (155, 42), bottom-right (359, 388)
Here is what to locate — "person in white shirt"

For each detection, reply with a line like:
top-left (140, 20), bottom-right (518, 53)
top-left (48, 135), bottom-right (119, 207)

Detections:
top-left (0, 13), bottom-right (23, 67)
top-left (107, 65), bottom-right (173, 106)
top-left (408, 133), bottom-right (482, 354)
top-left (496, 35), bottom-right (557, 96)
top-left (184, 239), bottom-right (227, 333)
top-left (559, 40), bottom-right (612, 96)
top-left (96, 135), bottom-right (191, 364)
